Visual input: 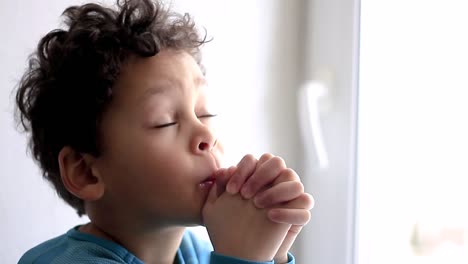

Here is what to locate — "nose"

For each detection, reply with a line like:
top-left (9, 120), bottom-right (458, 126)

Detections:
top-left (191, 123), bottom-right (217, 155)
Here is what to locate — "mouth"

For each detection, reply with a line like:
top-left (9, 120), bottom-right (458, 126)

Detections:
top-left (199, 154), bottom-right (221, 189)
top-left (199, 175), bottom-right (215, 189)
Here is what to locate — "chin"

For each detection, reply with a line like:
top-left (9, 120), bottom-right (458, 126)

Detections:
top-left (185, 222), bottom-right (203, 227)
top-left (173, 214), bottom-right (203, 227)
top-left (175, 204), bottom-right (205, 226)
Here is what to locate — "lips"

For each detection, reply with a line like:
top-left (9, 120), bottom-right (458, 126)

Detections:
top-left (199, 154), bottom-right (220, 188)
top-left (199, 176), bottom-right (215, 188)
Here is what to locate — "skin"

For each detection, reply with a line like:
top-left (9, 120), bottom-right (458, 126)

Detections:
top-left (58, 49), bottom-right (314, 264)
top-left (224, 154), bottom-right (314, 263)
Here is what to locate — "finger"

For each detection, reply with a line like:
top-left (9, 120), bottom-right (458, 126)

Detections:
top-left (241, 156), bottom-right (286, 199)
top-left (253, 181), bottom-right (304, 208)
top-left (287, 225), bottom-right (303, 235)
top-left (273, 225), bottom-right (303, 263)
top-left (267, 208), bottom-right (311, 225)
top-left (240, 153), bottom-right (274, 196)
top-left (279, 193), bottom-right (315, 210)
top-left (206, 182), bottom-right (218, 205)
top-left (214, 168), bottom-right (231, 196)
top-left (257, 153), bottom-right (274, 165)
top-left (272, 168), bottom-right (301, 186)
top-left (214, 168), bottom-right (228, 185)
top-left (217, 166), bottom-right (236, 185)
top-left (227, 165), bottom-right (237, 175)
top-left (226, 154), bottom-right (257, 194)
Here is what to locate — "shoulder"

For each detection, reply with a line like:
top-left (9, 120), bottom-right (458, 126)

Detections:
top-left (18, 227), bottom-right (141, 264)
top-left (18, 234), bottom-right (68, 264)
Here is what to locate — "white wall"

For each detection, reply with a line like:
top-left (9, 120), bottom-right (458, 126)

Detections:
top-left (0, 0), bottom-right (305, 262)
top-left (0, 1), bottom-right (94, 263)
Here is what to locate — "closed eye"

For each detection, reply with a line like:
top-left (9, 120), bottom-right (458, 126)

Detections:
top-left (154, 122), bottom-right (177, 128)
top-left (198, 114), bottom-right (217, 119)
top-left (154, 114), bottom-right (216, 129)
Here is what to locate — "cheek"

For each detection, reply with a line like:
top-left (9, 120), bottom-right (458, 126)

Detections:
top-left (102, 130), bottom-right (184, 181)
top-left (212, 139), bottom-right (226, 168)
top-left (215, 140), bottom-right (225, 156)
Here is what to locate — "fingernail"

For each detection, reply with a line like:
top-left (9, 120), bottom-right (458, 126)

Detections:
top-left (241, 186), bottom-right (252, 199)
top-left (227, 182), bottom-right (237, 194)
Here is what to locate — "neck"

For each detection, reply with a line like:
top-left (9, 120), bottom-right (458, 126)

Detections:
top-left (79, 221), bottom-right (185, 264)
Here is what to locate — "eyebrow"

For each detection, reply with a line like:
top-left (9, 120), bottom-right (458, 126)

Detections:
top-left (138, 77), bottom-right (207, 103)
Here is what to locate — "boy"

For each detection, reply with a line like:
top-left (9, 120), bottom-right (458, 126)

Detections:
top-left (15, 0), bottom-right (314, 263)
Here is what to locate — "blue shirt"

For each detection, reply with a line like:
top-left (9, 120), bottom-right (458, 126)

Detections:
top-left (18, 226), bottom-right (295, 264)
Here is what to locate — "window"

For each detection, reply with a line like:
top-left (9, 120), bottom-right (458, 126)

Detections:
top-left (358, 1), bottom-right (468, 263)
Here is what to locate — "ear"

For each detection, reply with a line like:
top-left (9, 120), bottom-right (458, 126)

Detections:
top-left (58, 146), bottom-right (105, 201)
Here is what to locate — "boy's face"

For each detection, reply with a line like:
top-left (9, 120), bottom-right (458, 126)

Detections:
top-left (93, 49), bottom-right (223, 226)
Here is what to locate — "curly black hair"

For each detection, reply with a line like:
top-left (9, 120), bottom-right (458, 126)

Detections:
top-left (15, 0), bottom-right (208, 216)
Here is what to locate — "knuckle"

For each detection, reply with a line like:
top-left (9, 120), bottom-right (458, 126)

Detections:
top-left (237, 155), bottom-right (247, 166)
top-left (238, 154), bottom-right (257, 170)
top-left (242, 154), bottom-right (256, 164)
top-left (237, 155), bottom-right (256, 174)
top-left (235, 165), bottom-right (247, 176)
top-left (283, 168), bottom-right (299, 181)
top-left (305, 193), bottom-right (315, 209)
top-left (292, 181), bottom-right (304, 193)
top-left (245, 156), bottom-right (257, 170)
top-left (259, 153), bottom-right (274, 161)
top-left (275, 168), bottom-right (299, 184)
top-left (247, 176), bottom-right (261, 189)
top-left (271, 156), bottom-right (286, 168)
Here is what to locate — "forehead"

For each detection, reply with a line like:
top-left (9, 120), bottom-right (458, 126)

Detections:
top-left (112, 49), bottom-right (206, 105)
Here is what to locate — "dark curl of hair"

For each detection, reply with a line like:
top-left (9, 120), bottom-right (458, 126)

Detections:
top-left (15, 0), bottom-right (208, 216)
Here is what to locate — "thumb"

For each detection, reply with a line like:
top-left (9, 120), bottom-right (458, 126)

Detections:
top-left (214, 168), bottom-right (229, 196)
top-left (206, 181), bottom-right (218, 205)
top-left (202, 182), bottom-right (218, 226)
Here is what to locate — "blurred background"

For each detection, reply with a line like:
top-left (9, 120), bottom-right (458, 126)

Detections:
top-left (1, 0), bottom-right (467, 263)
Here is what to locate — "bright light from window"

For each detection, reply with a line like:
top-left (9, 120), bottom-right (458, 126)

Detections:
top-left (358, 1), bottom-right (468, 263)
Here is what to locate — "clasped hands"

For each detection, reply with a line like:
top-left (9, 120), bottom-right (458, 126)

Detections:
top-left (203, 154), bottom-right (315, 263)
